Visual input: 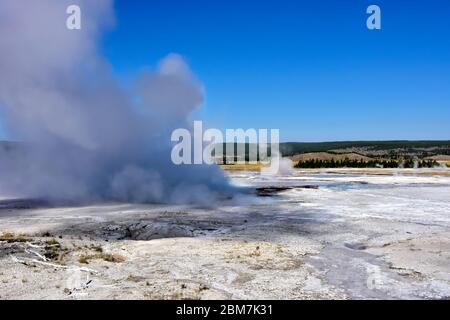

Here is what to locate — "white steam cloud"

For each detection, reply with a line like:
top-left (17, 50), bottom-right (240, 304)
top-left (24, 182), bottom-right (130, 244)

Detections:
top-left (0, 0), bottom-right (236, 204)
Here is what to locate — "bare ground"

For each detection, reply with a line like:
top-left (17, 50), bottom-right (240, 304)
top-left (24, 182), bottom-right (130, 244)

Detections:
top-left (1, 169), bottom-right (449, 300)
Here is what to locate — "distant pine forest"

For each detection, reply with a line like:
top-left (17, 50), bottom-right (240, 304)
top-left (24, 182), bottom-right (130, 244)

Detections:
top-left (279, 140), bottom-right (450, 157)
top-left (294, 159), bottom-right (440, 169)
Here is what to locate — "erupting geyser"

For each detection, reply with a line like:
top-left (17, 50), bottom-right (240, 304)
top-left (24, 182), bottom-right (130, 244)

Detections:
top-left (0, 0), bottom-right (236, 204)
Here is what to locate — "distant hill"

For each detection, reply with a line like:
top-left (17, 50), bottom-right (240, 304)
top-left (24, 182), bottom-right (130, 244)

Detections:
top-left (290, 152), bottom-right (372, 162)
top-left (279, 141), bottom-right (450, 158)
top-left (217, 141), bottom-right (450, 161)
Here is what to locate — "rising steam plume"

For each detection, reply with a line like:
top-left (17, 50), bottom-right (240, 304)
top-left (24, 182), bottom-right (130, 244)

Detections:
top-left (0, 0), bottom-right (235, 204)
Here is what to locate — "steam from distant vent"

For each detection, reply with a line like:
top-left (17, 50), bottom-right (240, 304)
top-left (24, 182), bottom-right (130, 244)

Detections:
top-left (0, 0), bottom-right (235, 204)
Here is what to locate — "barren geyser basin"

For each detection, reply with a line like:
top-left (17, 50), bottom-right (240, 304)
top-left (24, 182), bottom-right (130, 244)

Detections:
top-left (1, 169), bottom-right (449, 300)
top-left (1, 0), bottom-right (449, 305)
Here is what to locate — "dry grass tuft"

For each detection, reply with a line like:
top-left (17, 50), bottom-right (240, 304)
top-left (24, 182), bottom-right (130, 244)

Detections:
top-left (0, 232), bottom-right (32, 243)
top-left (78, 253), bottom-right (125, 264)
top-left (249, 246), bottom-right (261, 257)
top-left (45, 238), bottom-right (60, 246)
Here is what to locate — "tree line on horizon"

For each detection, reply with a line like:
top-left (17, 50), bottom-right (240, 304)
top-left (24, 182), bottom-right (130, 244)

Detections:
top-left (294, 158), bottom-right (440, 169)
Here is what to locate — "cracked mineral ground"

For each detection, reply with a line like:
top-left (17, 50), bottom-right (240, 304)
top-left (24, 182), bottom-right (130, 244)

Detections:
top-left (0, 168), bottom-right (449, 300)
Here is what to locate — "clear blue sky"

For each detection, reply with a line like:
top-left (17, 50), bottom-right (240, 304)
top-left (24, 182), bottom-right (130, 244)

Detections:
top-left (2, 0), bottom-right (450, 142)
